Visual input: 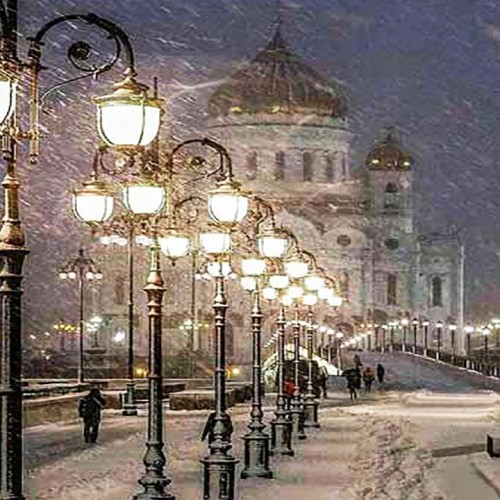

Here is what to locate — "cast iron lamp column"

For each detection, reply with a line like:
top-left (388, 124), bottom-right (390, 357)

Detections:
top-left (449, 323), bottom-right (457, 362)
top-left (270, 303), bottom-right (294, 456)
top-left (412, 319), bottom-right (418, 353)
top-left (303, 304), bottom-right (320, 429)
top-left (422, 320), bottom-right (430, 356)
top-left (464, 325), bottom-right (473, 368)
top-left (389, 322), bottom-right (395, 352)
top-left (241, 283), bottom-right (273, 479)
top-left (201, 260), bottom-right (239, 499)
top-left (381, 324), bottom-right (387, 353)
top-left (289, 303), bottom-right (307, 440)
top-left (133, 239), bottom-right (175, 500)
top-left (436, 320), bottom-right (443, 360)
top-left (401, 318), bottom-right (409, 352)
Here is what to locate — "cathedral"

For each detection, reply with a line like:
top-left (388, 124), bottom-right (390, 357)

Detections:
top-left (93, 25), bottom-right (465, 369)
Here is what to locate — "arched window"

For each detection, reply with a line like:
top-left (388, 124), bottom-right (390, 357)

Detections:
top-left (275, 151), bottom-right (285, 180)
top-left (340, 272), bottom-right (349, 300)
top-left (384, 183), bottom-right (399, 209)
top-left (246, 152), bottom-right (257, 180)
top-left (303, 152), bottom-right (313, 181)
top-left (431, 276), bottom-right (443, 307)
top-left (387, 274), bottom-right (397, 306)
top-left (325, 153), bottom-right (334, 183)
top-left (114, 275), bottom-right (125, 305)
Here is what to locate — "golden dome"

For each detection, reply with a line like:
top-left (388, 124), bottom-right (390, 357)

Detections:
top-left (366, 131), bottom-right (413, 171)
top-left (208, 27), bottom-right (347, 118)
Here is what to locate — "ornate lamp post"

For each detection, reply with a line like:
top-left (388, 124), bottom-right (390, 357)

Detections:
top-left (422, 320), bottom-right (430, 356)
top-left (436, 320), bottom-right (443, 360)
top-left (303, 293), bottom-right (320, 429)
top-left (482, 327), bottom-right (490, 368)
top-left (381, 324), bottom-right (388, 353)
top-left (465, 325), bottom-right (474, 366)
top-left (401, 318), bottom-right (409, 352)
top-left (0, 5), bottom-right (156, 497)
top-left (59, 248), bottom-right (103, 384)
top-left (412, 318), bottom-right (419, 353)
top-left (239, 257), bottom-right (273, 479)
top-left (96, 215), bottom-right (152, 416)
top-left (449, 323), bottom-right (457, 361)
top-left (389, 321), bottom-right (396, 351)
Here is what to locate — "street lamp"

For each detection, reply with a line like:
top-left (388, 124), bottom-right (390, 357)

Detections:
top-left (449, 323), bottom-right (457, 360)
top-left (0, 8), bottom-right (155, 497)
top-left (59, 248), bottom-right (103, 383)
top-left (401, 318), bottom-right (409, 352)
top-left (303, 293), bottom-right (320, 429)
top-left (412, 318), bottom-right (419, 353)
top-left (422, 320), bottom-right (430, 356)
top-left (436, 320), bottom-right (444, 360)
top-left (464, 325), bottom-right (474, 364)
top-left (381, 324), bottom-right (388, 353)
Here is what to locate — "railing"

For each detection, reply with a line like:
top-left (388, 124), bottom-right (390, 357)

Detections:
top-left (370, 342), bottom-right (500, 378)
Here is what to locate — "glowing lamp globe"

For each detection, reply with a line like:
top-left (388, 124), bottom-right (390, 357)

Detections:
top-left (199, 232), bottom-right (231, 255)
top-left (93, 73), bottom-right (162, 148)
top-left (287, 285), bottom-right (304, 299)
top-left (123, 184), bottom-right (165, 215)
top-left (269, 274), bottom-right (289, 290)
top-left (241, 258), bottom-right (266, 276)
top-left (304, 275), bottom-right (325, 291)
top-left (159, 231), bottom-right (191, 259)
top-left (257, 229), bottom-right (289, 258)
top-left (0, 71), bottom-right (16, 127)
top-left (241, 276), bottom-right (257, 291)
top-left (262, 287), bottom-right (278, 301)
top-left (318, 287), bottom-right (334, 300)
top-left (208, 179), bottom-right (250, 224)
top-left (281, 295), bottom-right (293, 307)
top-left (303, 294), bottom-right (318, 306)
top-left (284, 260), bottom-right (309, 279)
top-left (207, 261), bottom-right (232, 277)
top-left (72, 178), bottom-right (114, 223)
top-left (328, 296), bottom-right (343, 307)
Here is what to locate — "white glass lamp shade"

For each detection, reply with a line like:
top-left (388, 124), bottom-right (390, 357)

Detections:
top-left (100, 235), bottom-right (112, 246)
top-left (288, 285), bottom-right (304, 299)
top-left (269, 274), bottom-right (289, 290)
top-left (72, 179), bottom-right (114, 223)
top-left (318, 287), bottom-right (334, 300)
top-left (401, 318), bottom-right (409, 326)
top-left (123, 185), bottom-right (165, 215)
top-left (257, 231), bottom-right (289, 258)
top-left (449, 324), bottom-right (457, 331)
top-left (208, 180), bottom-right (250, 224)
top-left (262, 287), bottom-right (278, 301)
top-left (241, 258), bottom-right (266, 276)
top-left (281, 295), bottom-right (293, 307)
top-left (199, 232), bottom-right (231, 255)
top-left (0, 77), bottom-right (16, 127)
top-left (336, 331), bottom-right (344, 339)
top-left (436, 320), bottom-right (444, 328)
top-left (303, 293), bottom-right (318, 306)
top-left (241, 276), bottom-right (257, 291)
top-left (85, 271), bottom-right (94, 280)
top-left (159, 232), bottom-right (191, 259)
top-left (95, 272), bottom-right (103, 280)
top-left (304, 275), bottom-right (325, 291)
top-left (68, 271), bottom-right (77, 280)
top-left (207, 261), bottom-right (232, 277)
top-left (284, 260), bottom-right (309, 279)
top-left (59, 272), bottom-right (68, 280)
top-left (94, 75), bottom-right (162, 148)
top-left (328, 296), bottom-right (343, 307)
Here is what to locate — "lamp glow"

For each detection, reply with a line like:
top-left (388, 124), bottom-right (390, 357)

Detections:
top-left (159, 231), bottom-right (191, 259)
top-left (303, 293), bottom-right (318, 306)
top-left (199, 232), bottom-right (231, 255)
top-left (123, 184), bottom-right (165, 215)
top-left (304, 275), bottom-right (325, 291)
top-left (208, 179), bottom-right (250, 224)
top-left (262, 287), bottom-right (278, 301)
top-left (328, 296), bottom-right (343, 307)
top-left (72, 178), bottom-right (114, 223)
top-left (287, 285), bottom-right (304, 299)
top-left (281, 295), bottom-right (294, 306)
top-left (318, 287), bottom-right (334, 300)
top-left (269, 274), bottom-right (289, 289)
top-left (241, 258), bottom-right (266, 276)
top-left (207, 261), bottom-right (232, 277)
top-left (284, 260), bottom-right (309, 279)
top-left (0, 76), bottom-right (16, 127)
top-left (257, 229), bottom-right (289, 258)
top-left (241, 276), bottom-right (257, 291)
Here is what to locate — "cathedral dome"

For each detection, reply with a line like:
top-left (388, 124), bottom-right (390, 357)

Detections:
top-left (366, 131), bottom-right (413, 171)
top-left (208, 27), bottom-right (348, 118)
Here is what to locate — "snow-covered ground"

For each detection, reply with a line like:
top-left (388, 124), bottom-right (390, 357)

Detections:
top-left (23, 353), bottom-right (500, 498)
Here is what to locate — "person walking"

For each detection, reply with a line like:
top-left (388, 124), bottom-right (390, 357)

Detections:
top-left (376, 363), bottom-right (385, 384)
top-left (78, 387), bottom-right (106, 444)
top-left (318, 368), bottom-right (328, 399)
top-left (343, 368), bottom-right (361, 401)
top-left (363, 366), bottom-right (375, 392)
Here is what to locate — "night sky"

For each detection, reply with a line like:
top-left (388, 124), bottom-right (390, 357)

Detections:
top-left (17, 0), bottom-right (500, 331)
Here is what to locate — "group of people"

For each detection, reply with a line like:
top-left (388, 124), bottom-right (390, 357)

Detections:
top-left (343, 356), bottom-right (385, 400)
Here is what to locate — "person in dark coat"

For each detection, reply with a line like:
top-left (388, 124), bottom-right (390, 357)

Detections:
top-left (78, 388), bottom-right (105, 443)
top-left (376, 363), bottom-right (385, 384)
top-left (318, 369), bottom-right (328, 399)
top-left (363, 366), bottom-right (375, 392)
top-left (201, 411), bottom-right (234, 451)
top-left (343, 368), bottom-right (361, 401)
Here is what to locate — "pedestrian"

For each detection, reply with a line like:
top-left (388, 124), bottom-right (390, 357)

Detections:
top-left (201, 411), bottom-right (234, 451)
top-left (318, 368), bottom-right (328, 399)
top-left (343, 368), bottom-right (361, 401)
top-left (363, 366), bottom-right (375, 392)
top-left (78, 387), bottom-right (106, 444)
top-left (353, 354), bottom-right (363, 369)
top-left (376, 363), bottom-right (385, 384)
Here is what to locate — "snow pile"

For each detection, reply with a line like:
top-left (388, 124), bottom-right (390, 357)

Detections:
top-left (348, 418), bottom-right (443, 500)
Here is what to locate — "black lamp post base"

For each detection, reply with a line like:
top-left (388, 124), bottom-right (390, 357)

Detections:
top-left (132, 474), bottom-right (175, 500)
top-left (290, 401), bottom-right (307, 440)
top-left (270, 417), bottom-right (294, 456)
top-left (241, 429), bottom-right (273, 479)
top-left (201, 453), bottom-right (238, 500)
top-left (122, 381), bottom-right (138, 416)
top-left (303, 398), bottom-right (320, 429)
